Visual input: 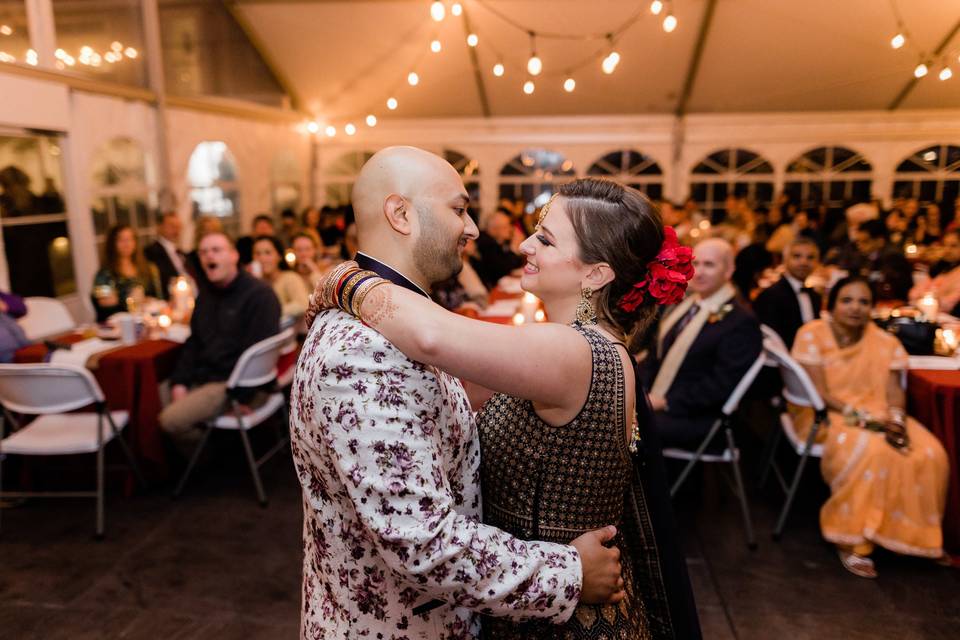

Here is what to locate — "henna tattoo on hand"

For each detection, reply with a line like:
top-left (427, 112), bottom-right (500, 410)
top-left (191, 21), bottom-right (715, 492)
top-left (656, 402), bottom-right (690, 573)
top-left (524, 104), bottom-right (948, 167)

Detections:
top-left (362, 285), bottom-right (398, 327)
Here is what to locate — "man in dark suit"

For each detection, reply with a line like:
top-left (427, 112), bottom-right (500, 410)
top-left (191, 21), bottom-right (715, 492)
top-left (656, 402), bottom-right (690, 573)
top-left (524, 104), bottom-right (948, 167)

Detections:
top-left (826, 218), bottom-right (912, 301)
top-left (144, 212), bottom-right (187, 299)
top-left (753, 236), bottom-right (822, 348)
top-left (470, 209), bottom-right (524, 288)
top-left (642, 238), bottom-right (763, 450)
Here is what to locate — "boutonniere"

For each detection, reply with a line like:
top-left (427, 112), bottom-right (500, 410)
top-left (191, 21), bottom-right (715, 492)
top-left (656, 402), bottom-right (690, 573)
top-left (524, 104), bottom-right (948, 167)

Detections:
top-left (707, 303), bottom-right (734, 324)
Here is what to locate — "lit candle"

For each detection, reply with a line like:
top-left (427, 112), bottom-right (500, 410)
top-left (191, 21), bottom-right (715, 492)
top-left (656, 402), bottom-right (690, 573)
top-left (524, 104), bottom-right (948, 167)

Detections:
top-left (512, 313), bottom-right (525, 325)
top-left (519, 291), bottom-right (539, 322)
top-left (158, 314), bottom-right (172, 329)
top-left (534, 309), bottom-right (546, 322)
top-left (917, 292), bottom-right (939, 321)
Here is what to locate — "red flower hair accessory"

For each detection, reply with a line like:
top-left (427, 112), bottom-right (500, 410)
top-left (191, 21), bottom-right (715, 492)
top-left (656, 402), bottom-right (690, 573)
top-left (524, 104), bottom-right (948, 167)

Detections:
top-left (619, 226), bottom-right (694, 311)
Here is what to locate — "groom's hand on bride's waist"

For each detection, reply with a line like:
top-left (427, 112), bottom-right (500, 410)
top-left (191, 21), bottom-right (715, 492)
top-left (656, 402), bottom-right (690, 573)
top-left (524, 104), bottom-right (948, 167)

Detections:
top-left (572, 525), bottom-right (626, 605)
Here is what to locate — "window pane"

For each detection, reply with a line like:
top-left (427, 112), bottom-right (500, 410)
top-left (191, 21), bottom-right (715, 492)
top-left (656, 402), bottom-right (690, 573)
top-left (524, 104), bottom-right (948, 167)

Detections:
top-left (4, 221), bottom-right (76, 296)
top-left (93, 197), bottom-right (110, 235)
top-left (51, 0), bottom-right (146, 86)
top-left (852, 180), bottom-right (871, 202)
top-left (0, 1), bottom-right (30, 66)
top-left (1, 135), bottom-right (67, 217)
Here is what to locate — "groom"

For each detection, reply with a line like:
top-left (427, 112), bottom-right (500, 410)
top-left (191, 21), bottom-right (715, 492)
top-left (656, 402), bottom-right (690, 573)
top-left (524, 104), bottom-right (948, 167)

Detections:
top-left (289, 146), bottom-right (624, 639)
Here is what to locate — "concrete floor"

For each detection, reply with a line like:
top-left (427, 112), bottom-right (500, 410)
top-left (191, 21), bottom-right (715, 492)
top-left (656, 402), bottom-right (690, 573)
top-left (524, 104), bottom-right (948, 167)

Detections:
top-left (1, 435), bottom-right (958, 639)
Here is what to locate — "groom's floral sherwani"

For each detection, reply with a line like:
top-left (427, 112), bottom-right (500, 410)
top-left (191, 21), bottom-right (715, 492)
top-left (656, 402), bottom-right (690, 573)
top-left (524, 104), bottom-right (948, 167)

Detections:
top-left (290, 309), bottom-right (582, 640)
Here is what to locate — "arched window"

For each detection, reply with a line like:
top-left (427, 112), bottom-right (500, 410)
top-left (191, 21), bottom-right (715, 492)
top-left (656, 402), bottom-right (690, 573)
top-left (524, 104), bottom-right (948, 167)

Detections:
top-left (689, 148), bottom-right (774, 220)
top-left (784, 146), bottom-right (872, 208)
top-left (587, 149), bottom-right (663, 201)
top-left (270, 150), bottom-right (301, 213)
top-left (499, 149), bottom-right (575, 214)
top-left (444, 148), bottom-right (480, 211)
top-left (188, 141), bottom-right (239, 237)
top-left (892, 144), bottom-right (960, 207)
top-left (91, 137), bottom-right (157, 259)
top-left (323, 150), bottom-right (375, 206)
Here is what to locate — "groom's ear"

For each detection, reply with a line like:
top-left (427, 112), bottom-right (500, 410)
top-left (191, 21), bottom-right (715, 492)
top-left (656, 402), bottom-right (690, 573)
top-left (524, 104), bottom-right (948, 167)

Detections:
top-left (384, 194), bottom-right (413, 235)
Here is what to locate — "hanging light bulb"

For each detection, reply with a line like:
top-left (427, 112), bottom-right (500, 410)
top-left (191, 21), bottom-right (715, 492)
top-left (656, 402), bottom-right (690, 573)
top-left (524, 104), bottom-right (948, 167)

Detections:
top-left (914, 62), bottom-right (928, 78)
top-left (386, 97), bottom-right (398, 110)
top-left (563, 77), bottom-right (576, 92)
top-left (325, 125), bottom-right (337, 137)
top-left (493, 62), bottom-right (505, 77)
top-left (602, 50), bottom-right (620, 74)
top-left (466, 33), bottom-right (479, 47)
top-left (0, 25), bottom-right (12, 36)
top-left (939, 66), bottom-right (953, 81)
top-left (891, 33), bottom-right (906, 49)
top-left (366, 114), bottom-right (378, 127)
top-left (408, 71), bottom-right (420, 86)
top-left (526, 33), bottom-right (542, 75)
top-left (430, 1), bottom-right (445, 22)
top-left (663, 14), bottom-right (678, 33)
top-left (306, 120), bottom-right (320, 134)
top-left (650, 0), bottom-right (664, 15)
top-left (345, 123), bottom-right (357, 136)
top-left (431, 39), bottom-right (442, 53)
top-left (451, 2), bottom-right (463, 16)
top-left (523, 80), bottom-right (535, 94)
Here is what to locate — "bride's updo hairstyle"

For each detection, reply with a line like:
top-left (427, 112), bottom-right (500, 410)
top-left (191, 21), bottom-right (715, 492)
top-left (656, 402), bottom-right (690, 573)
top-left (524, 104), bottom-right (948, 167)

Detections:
top-left (557, 178), bottom-right (667, 353)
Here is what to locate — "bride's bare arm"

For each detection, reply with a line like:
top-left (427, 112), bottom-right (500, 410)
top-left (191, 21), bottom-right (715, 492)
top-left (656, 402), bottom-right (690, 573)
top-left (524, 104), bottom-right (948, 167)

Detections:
top-left (359, 283), bottom-right (591, 410)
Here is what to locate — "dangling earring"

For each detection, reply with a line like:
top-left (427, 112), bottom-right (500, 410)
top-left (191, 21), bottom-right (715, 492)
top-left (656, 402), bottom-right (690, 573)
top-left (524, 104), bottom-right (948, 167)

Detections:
top-left (576, 286), bottom-right (597, 325)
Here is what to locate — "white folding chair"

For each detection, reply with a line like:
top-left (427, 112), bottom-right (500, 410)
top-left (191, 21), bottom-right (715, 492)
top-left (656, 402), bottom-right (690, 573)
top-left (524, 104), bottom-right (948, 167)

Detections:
top-left (758, 338), bottom-right (828, 540)
top-left (663, 353), bottom-right (767, 549)
top-left (0, 363), bottom-right (143, 537)
top-left (174, 328), bottom-right (294, 505)
top-left (759, 324), bottom-right (788, 356)
top-left (17, 297), bottom-right (77, 341)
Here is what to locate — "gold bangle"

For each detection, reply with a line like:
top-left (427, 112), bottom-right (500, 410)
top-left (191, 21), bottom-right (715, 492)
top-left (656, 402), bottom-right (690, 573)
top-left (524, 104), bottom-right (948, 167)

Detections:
top-left (322, 262), bottom-right (355, 307)
top-left (352, 277), bottom-right (389, 317)
top-left (339, 270), bottom-right (377, 313)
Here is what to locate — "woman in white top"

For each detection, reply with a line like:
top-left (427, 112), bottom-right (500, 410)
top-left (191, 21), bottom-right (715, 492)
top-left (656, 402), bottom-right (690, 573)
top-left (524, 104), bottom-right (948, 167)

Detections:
top-left (252, 235), bottom-right (310, 321)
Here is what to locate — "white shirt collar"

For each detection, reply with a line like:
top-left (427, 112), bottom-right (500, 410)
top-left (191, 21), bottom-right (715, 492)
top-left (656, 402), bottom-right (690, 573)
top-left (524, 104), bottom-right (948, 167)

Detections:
top-left (783, 273), bottom-right (804, 293)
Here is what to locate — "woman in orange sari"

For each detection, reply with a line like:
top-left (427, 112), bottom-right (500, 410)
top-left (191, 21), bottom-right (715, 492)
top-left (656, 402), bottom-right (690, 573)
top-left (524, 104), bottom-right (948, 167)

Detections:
top-left (791, 275), bottom-right (949, 578)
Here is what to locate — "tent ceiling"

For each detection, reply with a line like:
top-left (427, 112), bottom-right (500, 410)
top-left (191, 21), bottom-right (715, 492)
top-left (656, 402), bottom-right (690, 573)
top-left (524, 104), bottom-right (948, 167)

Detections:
top-left (232, 0), bottom-right (960, 120)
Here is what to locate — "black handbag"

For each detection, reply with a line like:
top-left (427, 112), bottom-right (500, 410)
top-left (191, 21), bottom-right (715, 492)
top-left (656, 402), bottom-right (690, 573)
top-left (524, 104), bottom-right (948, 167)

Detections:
top-left (873, 317), bottom-right (937, 355)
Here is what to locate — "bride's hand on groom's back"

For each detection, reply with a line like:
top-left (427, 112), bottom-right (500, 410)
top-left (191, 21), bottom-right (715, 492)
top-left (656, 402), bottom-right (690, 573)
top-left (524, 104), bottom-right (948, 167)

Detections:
top-left (572, 525), bottom-right (626, 605)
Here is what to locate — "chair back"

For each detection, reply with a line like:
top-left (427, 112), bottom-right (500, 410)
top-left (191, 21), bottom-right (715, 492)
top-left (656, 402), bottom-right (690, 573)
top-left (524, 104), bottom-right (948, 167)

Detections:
top-left (0, 363), bottom-right (104, 415)
top-left (762, 338), bottom-right (826, 411)
top-left (18, 297), bottom-right (76, 341)
top-left (721, 353), bottom-right (767, 416)
top-left (225, 328), bottom-right (295, 390)
top-left (759, 324), bottom-right (788, 356)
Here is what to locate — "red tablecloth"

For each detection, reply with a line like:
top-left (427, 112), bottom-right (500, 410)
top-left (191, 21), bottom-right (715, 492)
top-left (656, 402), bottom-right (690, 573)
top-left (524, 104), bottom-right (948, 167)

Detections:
top-left (908, 369), bottom-right (960, 555)
top-left (14, 335), bottom-right (183, 485)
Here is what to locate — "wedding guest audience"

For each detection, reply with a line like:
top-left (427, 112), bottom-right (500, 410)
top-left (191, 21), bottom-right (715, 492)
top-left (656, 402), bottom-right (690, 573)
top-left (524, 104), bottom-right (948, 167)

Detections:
top-left (340, 222), bottom-right (358, 260)
top-left (301, 206), bottom-right (321, 236)
top-left (641, 238), bottom-right (762, 449)
top-left (144, 212), bottom-right (188, 298)
top-left (885, 209), bottom-right (909, 249)
top-left (470, 210), bottom-right (525, 288)
top-left (290, 229), bottom-right (326, 290)
top-left (319, 206), bottom-right (347, 247)
top-left (767, 210), bottom-right (812, 255)
top-left (236, 214), bottom-right (276, 267)
top-left (92, 225), bottom-right (162, 322)
top-left (753, 237), bottom-right (822, 348)
top-left (827, 219), bottom-right (912, 301)
top-left (185, 215), bottom-right (223, 289)
top-left (790, 275), bottom-right (948, 578)
top-left (929, 230), bottom-right (960, 277)
top-left (252, 235), bottom-right (310, 321)
top-left (0, 291), bottom-right (30, 362)
top-left (278, 208), bottom-right (299, 248)
top-left (432, 241), bottom-right (488, 311)
top-left (159, 232), bottom-right (280, 452)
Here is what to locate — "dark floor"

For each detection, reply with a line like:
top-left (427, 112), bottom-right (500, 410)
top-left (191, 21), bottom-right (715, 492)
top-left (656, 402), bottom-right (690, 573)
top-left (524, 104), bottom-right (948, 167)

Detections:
top-left (2, 436), bottom-right (959, 639)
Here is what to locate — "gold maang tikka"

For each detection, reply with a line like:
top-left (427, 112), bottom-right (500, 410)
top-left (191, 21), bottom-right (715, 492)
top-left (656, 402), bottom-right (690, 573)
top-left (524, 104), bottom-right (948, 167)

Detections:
top-left (537, 193), bottom-right (560, 228)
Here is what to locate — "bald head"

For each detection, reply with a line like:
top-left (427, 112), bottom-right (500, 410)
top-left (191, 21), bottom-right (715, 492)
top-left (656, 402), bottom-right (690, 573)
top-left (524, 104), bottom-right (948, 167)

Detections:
top-left (350, 146), bottom-right (478, 289)
top-left (690, 238), bottom-right (734, 297)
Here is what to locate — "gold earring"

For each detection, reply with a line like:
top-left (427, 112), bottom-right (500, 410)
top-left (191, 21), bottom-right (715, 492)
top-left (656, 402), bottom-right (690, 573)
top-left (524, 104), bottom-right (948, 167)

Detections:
top-left (576, 286), bottom-right (597, 325)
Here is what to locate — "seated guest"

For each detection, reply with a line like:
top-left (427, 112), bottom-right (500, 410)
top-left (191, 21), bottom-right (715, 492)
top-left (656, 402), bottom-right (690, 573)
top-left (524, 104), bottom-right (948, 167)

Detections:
top-left (0, 291), bottom-right (30, 362)
top-left (827, 219), bottom-right (912, 302)
top-left (928, 230), bottom-right (960, 277)
top-left (92, 225), bottom-right (162, 322)
top-left (159, 232), bottom-right (280, 450)
top-left (278, 208), bottom-right (299, 248)
top-left (290, 229), bottom-right (327, 290)
top-left (185, 215), bottom-right (223, 289)
top-left (791, 276), bottom-right (948, 578)
top-left (236, 214), bottom-right (275, 267)
top-left (753, 237), bottom-right (822, 348)
top-left (470, 210), bottom-right (525, 288)
top-left (642, 238), bottom-right (763, 449)
top-left (252, 235), bottom-right (310, 321)
top-left (144, 212), bottom-right (188, 297)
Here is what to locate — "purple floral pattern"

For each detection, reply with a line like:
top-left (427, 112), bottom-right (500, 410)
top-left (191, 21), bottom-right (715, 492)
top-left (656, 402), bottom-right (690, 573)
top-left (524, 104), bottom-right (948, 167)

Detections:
top-left (290, 310), bottom-right (582, 639)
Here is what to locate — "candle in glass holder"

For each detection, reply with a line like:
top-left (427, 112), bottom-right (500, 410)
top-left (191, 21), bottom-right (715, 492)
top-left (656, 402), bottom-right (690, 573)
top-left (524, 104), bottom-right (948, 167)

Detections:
top-left (917, 292), bottom-right (939, 321)
top-left (169, 276), bottom-right (195, 322)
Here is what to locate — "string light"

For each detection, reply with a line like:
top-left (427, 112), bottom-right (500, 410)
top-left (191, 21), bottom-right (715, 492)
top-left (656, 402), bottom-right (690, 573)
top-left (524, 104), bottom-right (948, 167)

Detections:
top-left (493, 62), bottom-right (505, 76)
top-left (25, 48), bottom-right (37, 65)
top-left (386, 96), bottom-right (398, 109)
top-left (111, 41), bottom-right (123, 52)
top-left (891, 33), bottom-right (905, 49)
top-left (563, 77), bottom-right (576, 92)
top-left (0, 24), bottom-right (12, 36)
top-left (451, 2), bottom-right (463, 16)
top-left (430, 1), bottom-right (445, 22)
top-left (0, 52), bottom-right (15, 63)
top-left (914, 62), bottom-right (928, 78)
top-left (663, 13), bottom-right (678, 33)
top-left (324, 125), bottom-right (337, 137)
top-left (650, 1), bottom-right (664, 15)
top-left (366, 114), bottom-right (377, 126)
top-left (306, 120), bottom-right (319, 134)
top-left (430, 39), bottom-right (442, 53)
top-left (526, 33), bottom-right (542, 75)
top-left (466, 33), bottom-right (479, 47)
top-left (407, 71), bottom-right (420, 86)
top-left (345, 123), bottom-right (357, 136)
top-left (601, 35), bottom-right (620, 74)
top-left (124, 47), bottom-right (138, 59)
top-left (939, 66), bottom-right (953, 81)
top-left (523, 80), bottom-right (535, 94)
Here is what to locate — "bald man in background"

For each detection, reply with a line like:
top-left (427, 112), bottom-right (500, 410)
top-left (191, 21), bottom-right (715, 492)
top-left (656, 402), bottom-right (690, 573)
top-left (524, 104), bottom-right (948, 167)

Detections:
top-left (641, 238), bottom-right (763, 450)
top-left (289, 146), bottom-right (623, 639)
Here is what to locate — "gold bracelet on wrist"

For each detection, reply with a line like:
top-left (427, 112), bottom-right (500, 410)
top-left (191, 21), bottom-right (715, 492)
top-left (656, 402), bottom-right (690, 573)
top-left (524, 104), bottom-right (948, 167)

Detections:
top-left (352, 277), bottom-right (389, 318)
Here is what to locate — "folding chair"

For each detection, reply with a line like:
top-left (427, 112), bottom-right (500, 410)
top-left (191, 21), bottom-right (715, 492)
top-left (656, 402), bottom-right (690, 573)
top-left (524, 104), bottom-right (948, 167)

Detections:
top-left (758, 338), bottom-right (827, 540)
top-left (18, 297), bottom-right (76, 341)
top-left (174, 328), bottom-right (294, 505)
top-left (0, 363), bottom-right (143, 537)
top-left (662, 353), bottom-right (767, 549)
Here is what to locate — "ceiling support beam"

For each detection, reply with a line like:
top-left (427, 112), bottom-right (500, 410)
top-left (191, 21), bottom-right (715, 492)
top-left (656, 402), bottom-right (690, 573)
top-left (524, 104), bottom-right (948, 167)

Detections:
top-left (674, 0), bottom-right (718, 117)
top-left (461, 5), bottom-right (491, 117)
top-left (888, 18), bottom-right (960, 110)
